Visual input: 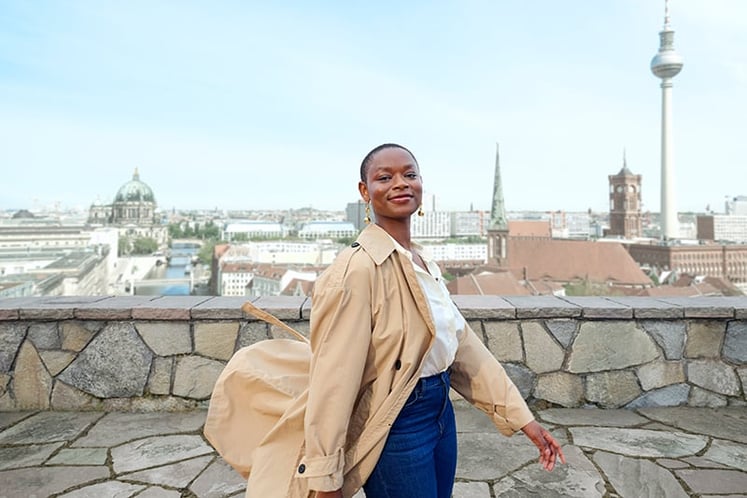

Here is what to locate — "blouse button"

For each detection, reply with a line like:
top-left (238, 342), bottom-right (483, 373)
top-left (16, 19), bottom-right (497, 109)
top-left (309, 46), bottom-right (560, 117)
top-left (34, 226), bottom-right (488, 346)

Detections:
top-left (395, 359), bottom-right (402, 370)
top-left (298, 464), bottom-right (306, 474)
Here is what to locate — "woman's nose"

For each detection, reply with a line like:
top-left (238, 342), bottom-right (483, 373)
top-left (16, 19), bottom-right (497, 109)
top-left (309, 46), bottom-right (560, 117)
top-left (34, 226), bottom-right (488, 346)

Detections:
top-left (393, 174), bottom-right (409, 188)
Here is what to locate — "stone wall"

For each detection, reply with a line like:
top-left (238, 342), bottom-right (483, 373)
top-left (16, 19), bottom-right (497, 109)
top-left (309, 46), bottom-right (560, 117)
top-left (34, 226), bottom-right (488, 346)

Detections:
top-left (0, 295), bottom-right (745, 411)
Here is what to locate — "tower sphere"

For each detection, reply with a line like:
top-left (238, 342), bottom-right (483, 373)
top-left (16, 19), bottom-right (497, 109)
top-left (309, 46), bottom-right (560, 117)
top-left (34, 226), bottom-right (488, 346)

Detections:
top-left (651, 45), bottom-right (684, 79)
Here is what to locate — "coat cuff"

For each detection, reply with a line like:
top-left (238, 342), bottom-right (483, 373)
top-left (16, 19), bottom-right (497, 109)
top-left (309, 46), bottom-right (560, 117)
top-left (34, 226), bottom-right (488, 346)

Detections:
top-left (491, 403), bottom-right (535, 436)
top-left (296, 448), bottom-right (344, 491)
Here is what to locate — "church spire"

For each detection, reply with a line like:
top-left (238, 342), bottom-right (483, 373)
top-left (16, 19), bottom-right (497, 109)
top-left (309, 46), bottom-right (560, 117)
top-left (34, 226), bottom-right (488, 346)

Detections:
top-left (133, 167), bottom-right (140, 181)
top-left (489, 143), bottom-right (508, 230)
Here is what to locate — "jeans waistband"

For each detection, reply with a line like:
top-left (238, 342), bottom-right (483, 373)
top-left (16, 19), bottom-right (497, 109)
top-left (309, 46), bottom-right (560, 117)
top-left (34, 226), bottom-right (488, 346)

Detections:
top-left (415, 369), bottom-right (450, 391)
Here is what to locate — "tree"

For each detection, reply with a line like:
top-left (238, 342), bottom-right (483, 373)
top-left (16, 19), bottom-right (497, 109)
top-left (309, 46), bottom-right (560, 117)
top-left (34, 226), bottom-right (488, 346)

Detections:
top-left (132, 237), bottom-right (158, 255)
top-left (198, 240), bottom-right (218, 265)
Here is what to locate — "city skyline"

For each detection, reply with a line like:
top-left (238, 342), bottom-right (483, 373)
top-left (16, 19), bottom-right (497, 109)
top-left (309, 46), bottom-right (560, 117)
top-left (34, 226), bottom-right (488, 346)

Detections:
top-left (1, 1), bottom-right (745, 214)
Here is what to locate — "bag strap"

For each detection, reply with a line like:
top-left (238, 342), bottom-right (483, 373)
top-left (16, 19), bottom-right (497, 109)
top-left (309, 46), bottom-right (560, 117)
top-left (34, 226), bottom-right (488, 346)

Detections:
top-left (241, 301), bottom-right (310, 344)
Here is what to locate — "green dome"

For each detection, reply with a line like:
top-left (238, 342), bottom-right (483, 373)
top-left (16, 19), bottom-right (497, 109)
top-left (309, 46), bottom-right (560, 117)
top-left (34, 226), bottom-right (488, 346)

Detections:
top-left (114, 168), bottom-right (155, 203)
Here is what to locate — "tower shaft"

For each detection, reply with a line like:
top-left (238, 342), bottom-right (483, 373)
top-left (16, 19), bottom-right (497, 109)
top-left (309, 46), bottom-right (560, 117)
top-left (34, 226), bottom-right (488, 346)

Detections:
top-left (660, 79), bottom-right (678, 239)
top-left (650, 0), bottom-right (683, 241)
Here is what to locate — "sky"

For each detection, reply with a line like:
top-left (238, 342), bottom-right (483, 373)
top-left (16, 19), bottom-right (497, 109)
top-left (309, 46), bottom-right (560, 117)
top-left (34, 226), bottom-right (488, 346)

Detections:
top-left (1, 1), bottom-right (745, 215)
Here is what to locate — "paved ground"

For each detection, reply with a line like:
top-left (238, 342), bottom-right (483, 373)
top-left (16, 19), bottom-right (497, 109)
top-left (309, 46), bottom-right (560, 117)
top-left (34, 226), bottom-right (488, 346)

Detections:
top-left (1, 402), bottom-right (746, 498)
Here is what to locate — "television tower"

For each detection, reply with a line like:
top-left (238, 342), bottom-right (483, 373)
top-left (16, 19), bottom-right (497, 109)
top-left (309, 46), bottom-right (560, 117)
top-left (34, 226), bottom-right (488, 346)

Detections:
top-left (651, 0), bottom-right (683, 240)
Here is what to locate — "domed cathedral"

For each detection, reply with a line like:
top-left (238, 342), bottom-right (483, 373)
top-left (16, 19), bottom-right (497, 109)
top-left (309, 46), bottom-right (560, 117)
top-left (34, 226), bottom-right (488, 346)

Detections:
top-left (88, 168), bottom-right (168, 246)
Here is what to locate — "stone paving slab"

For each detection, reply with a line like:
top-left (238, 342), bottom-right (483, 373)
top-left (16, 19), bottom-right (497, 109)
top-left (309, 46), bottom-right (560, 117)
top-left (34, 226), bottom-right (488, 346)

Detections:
top-left (0, 406), bottom-right (745, 497)
top-left (638, 406), bottom-right (747, 444)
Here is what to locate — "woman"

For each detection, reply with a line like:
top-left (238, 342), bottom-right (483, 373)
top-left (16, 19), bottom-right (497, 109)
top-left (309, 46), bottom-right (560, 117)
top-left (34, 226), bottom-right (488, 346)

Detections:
top-left (299, 143), bottom-right (564, 498)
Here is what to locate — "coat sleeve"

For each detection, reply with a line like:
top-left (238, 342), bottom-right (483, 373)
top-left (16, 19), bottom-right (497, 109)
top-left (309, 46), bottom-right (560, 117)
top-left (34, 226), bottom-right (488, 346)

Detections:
top-left (449, 322), bottom-right (535, 436)
top-left (296, 257), bottom-right (373, 492)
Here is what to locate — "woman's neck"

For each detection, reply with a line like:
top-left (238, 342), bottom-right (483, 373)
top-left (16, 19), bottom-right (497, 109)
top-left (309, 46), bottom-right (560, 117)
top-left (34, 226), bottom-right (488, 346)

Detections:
top-left (375, 220), bottom-right (412, 251)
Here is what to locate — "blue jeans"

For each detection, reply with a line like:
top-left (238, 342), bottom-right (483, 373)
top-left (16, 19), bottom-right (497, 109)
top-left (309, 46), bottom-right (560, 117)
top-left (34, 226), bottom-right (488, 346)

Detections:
top-left (363, 370), bottom-right (457, 498)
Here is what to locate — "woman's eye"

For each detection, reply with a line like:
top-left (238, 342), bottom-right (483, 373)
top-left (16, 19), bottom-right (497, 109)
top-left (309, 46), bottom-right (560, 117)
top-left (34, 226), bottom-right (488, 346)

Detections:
top-left (377, 175), bottom-right (391, 181)
top-left (406, 173), bottom-right (418, 179)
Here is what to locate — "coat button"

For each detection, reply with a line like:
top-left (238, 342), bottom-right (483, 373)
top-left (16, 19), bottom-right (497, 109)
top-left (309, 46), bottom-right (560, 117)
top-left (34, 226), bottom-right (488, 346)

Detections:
top-left (395, 359), bottom-right (402, 370)
top-left (351, 242), bottom-right (360, 247)
top-left (298, 464), bottom-right (306, 474)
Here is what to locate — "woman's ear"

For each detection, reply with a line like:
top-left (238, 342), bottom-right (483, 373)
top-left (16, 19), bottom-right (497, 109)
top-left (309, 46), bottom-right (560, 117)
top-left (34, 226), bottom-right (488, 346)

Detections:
top-left (358, 181), bottom-right (369, 203)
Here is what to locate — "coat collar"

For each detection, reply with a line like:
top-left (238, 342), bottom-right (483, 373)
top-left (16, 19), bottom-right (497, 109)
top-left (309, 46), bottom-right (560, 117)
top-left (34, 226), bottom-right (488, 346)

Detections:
top-left (355, 223), bottom-right (437, 340)
top-left (356, 223), bottom-right (399, 265)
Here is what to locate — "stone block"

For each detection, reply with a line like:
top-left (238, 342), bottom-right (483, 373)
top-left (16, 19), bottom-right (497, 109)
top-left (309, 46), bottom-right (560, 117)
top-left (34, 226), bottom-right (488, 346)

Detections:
top-left (148, 357), bottom-right (173, 395)
top-left (74, 296), bottom-right (154, 320)
top-left (636, 360), bottom-right (685, 391)
top-left (568, 321), bottom-right (658, 373)
top-left (640, 320), bottom-right (686, 359)
top-left (58, 322), bottom-right (153, 398)
top-left (503, 295), bottom-right (581, 319)
top-left (0, 373), bottom-right (9, 396)
top-left (270, 320), bottom-right (309, 341)
top-left (605, 297), bottom-right (683, 319)
top-left (737, 367), bottom-right (747, 394)
top-left (522, 322), bottom-right (564, 373)
top-left (191, 297), bottom-right (248, 319)
top-left (723, 320), bottom-right (747, 364)
top-left (687, 360), bottom-right (740, 396)
top-left (14, 341), bottom-right (52, 409)
top-left (625, 383), bottom-right (690, 408)
top-left (132, 296), bottom-right (211, 320)
top-left (685, 320), bottom-right (725, 358)
top-left (0, 390), bottom-right (15, 410)
top-left (0, 322), bottom-right (27, 373)
top-left (194, 322), bottom-right (239, 360)
top-left (51, 381), bottom-right (102, 410)
top-left (656, 297), bottom-right (735, 318)
top-left (560, 296), bottom-right (633, 319)
top-left (39, 350), bottom-right (76, 376)
top-left (451, 295), bottom-right (515, 320)
top-left (136, 321), bottom-right (192, 356)
top-left (60, 321), bottom-right (97, 352)
top-left (466, 320), bottom-right (483, 339)
top-left (173, 356), bottom-right (225, 399)
top-left (254, 295), bottom-right (306, 320)
top-left (502, 363), bottom-right (535, 399)
top-left (586, 371), bottom-right (641, 408)
top-left (545, 319), bottom-right (576, 348)
top-left (484, 321), bottom-right (522, 362)
top-left (534, 372), bottom-right (584, 407)
top-left (236, 321), bottom-right (270, 349)
top-left (689, 386), bottom-right (728, 407)
top-left (28, 322), bottom-right (60, 349)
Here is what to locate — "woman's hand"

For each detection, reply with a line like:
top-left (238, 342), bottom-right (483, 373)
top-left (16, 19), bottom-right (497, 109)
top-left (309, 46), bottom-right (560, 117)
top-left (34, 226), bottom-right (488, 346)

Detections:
top-left (315, 490), bottom-right (343, 498)
top-left (521, 420), bottom-right (566, 471)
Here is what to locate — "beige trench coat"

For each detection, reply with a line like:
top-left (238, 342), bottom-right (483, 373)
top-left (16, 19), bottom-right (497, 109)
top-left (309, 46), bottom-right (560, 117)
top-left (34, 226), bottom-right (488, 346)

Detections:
top-left (205, 223), bottom-right (534, 498)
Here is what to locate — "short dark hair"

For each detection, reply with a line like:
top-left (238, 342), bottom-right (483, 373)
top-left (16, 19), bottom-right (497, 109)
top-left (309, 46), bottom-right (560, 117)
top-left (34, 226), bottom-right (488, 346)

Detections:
top-left (360, 143), bottom-right (418, 183)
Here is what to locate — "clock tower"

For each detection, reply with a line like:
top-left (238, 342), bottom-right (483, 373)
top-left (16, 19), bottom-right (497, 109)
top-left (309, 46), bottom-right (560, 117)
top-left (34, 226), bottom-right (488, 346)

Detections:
top-left (608, 152), bottom-right (643, 239)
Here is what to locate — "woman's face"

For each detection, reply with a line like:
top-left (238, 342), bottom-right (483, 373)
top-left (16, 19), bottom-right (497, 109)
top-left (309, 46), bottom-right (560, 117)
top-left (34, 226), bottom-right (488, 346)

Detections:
top-left (359, 147), bottom-right (423, 222)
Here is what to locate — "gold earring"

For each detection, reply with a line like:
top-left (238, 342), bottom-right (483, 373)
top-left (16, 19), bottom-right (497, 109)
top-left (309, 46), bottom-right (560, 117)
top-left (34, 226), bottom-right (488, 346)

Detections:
top-left (364, 203), bottom-right (371, 224)
top-left (417, 205), bottom-right (424, 217)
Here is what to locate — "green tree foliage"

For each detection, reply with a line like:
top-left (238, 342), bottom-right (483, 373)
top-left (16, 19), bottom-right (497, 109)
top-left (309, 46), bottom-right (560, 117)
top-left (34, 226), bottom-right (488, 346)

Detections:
top-left (168, 220), bottom-right (221, 240)
top-left (197, 240), bottom-right (217, 265)
top-left (132, 237), bottom-right (159, 255)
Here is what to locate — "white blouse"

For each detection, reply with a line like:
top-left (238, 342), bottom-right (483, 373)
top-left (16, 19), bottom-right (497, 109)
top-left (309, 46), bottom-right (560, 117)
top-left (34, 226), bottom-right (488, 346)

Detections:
top-left (390, 238), bottom-right (464, 377)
